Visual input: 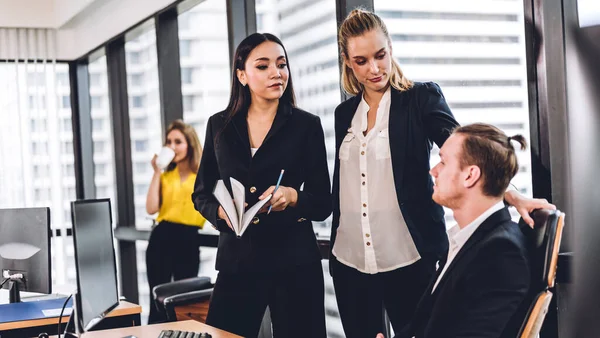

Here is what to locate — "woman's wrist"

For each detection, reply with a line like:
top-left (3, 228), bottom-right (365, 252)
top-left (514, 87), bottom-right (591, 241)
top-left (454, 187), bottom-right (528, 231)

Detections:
top-left (287, 187), bottom-right (298, 207)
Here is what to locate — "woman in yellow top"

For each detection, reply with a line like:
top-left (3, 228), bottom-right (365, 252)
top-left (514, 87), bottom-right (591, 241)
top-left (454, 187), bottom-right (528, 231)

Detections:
top-left (145, 119), bottom-right (205, 324)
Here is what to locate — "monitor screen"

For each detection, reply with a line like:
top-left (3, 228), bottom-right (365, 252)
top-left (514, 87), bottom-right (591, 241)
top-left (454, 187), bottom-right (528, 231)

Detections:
top-left (71, 199), bottom-right (119, 331)
top-left (0, 207), bottom-right (51, 296)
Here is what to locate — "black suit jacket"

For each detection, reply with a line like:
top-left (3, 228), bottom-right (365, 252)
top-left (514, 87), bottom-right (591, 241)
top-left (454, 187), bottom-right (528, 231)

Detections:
top-left (331, 82), bottom-right (459, 270)
top-left (402, 207), bottom-right (531, 338)
top-left (192, 103), bottom-right (332, 273)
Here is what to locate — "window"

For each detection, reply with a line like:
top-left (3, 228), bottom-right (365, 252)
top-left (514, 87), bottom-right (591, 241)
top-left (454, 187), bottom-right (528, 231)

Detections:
top-left (135, 183), bottom-right (149, 196)
top-left (33, 164), bottom-right (49, 178)
top-left (374, 0), bottom-right (533, 227)
top-left (181, 67), bottom-right (193, 84)
top-left (88, 54), bottom-right (117, 240)
top-left (62, 141), bottom-right (73, 154)
top-left (93, 140), bottom-right (106, 153)
top-left (131, 95), bottom-right (146, 108)
top-left (134, 140), bottom-right (148, 152)
top-left (34, 188), bottom-right (50, 201)
top-left (125, 20), bottom-right (164, 236)
top-left (183, 95), bottom-right (194, 112)
top-left (129, 73), bottom-right (144, 87)
top-left (28, 95), bottom-right (46, 110)
top-left (61, 95), bottom-right (71, 109)
top-left (62, 118), bottom-right (72, 132)
top-left (179, 0), bottom-right (230, 148)
top-left (91, 95), bottom-right (102, 109)
top-left (128, 51), bottom-right (142, 64)
top-left (30, 118), bottom-right (47, 133)
top-left (62, 164), bottom-right (74, 177)
top-left (179, 40), bottom-right (192, 58)
top-left (32, 141), bottom-right (48, 155)
top-left (1, 62), bottom-right (76, 300)
top-left (92, 118), bottom-right (104, 132)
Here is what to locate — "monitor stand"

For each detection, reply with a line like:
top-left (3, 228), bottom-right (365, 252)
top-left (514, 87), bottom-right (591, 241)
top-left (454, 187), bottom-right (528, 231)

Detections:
top-left (63, 291), bottom-right (84, 338)
top-left (8, 279), bottom-right (21, 303)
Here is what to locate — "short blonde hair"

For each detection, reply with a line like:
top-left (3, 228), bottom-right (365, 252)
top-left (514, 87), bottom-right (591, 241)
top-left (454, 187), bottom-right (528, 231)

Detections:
top-left (339, 8), bottom-right (413, 95)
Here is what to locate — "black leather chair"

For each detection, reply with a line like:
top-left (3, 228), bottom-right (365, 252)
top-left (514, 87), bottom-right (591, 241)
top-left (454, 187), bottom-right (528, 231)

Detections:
top-left (152, 276), bottom-right (213, 323)
top-left (517, 209), bottom-right (565, 338)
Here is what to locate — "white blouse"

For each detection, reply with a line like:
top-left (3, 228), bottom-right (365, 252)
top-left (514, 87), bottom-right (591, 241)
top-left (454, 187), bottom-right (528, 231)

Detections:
top-left (332, 87), bottom-right (421, 274)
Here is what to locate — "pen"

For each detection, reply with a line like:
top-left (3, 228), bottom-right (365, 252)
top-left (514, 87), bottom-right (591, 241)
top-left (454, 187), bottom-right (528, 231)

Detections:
top-left (267, 169), bottom-right (285, 214)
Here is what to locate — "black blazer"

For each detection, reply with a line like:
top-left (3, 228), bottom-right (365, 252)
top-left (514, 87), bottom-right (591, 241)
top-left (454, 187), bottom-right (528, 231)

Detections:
top-left (402, 207), bottom-right (531, 338)
top-left (331, 82), bottom-right (459, 269)
top-left (192, 102), bottom-right (332, 273)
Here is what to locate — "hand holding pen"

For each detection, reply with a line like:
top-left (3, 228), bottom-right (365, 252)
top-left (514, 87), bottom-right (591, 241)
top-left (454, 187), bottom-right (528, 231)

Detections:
top-left (258, 169), bottom-right (298, 214)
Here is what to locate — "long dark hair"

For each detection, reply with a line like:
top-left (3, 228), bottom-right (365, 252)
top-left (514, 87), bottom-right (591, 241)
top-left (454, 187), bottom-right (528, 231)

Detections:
top-left (221, 33), bottom-right (296, 135)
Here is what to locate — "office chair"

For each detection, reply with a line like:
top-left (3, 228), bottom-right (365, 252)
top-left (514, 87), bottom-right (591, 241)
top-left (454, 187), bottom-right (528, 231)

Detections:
top-left (153, 276), bottom-right (213, 323)
top-left (517, 209), bottom-right (565, 338)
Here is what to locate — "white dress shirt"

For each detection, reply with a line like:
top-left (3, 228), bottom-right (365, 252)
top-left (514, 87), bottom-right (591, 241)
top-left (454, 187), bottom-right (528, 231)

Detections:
top-left (332, 87), bottom-right (421, 274)
top-left (432, 200), bottom-right (505, 292)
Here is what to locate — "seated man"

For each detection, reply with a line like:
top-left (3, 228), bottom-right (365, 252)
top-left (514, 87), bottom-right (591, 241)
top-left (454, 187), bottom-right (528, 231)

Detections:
top-left (382, 123), bottom-right (532, 338)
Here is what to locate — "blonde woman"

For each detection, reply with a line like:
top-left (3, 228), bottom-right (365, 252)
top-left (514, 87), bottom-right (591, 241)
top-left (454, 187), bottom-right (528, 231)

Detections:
top-left (145, 119), bottom-right (205, 324)
top-left (331, 9), bottom-right (554, 338)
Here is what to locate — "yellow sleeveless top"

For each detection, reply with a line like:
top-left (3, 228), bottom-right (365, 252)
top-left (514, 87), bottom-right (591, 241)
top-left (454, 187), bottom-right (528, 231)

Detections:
top-left (156, 168), bottom-right (205, 228)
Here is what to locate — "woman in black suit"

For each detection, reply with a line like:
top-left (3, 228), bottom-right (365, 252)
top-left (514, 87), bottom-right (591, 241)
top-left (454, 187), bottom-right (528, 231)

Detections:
top-left (331, 9), bottom-right (555, 338)
top-left (192, 33), bottom-right (331, 338)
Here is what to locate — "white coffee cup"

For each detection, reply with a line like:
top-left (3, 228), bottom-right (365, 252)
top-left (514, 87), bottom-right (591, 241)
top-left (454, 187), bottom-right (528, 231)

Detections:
top-left (155, 147), bottom-right (176, 169)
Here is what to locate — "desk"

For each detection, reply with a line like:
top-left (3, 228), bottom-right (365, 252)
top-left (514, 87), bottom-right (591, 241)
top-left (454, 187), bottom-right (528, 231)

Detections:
top-left (0, 301), bottom-right (141, 338)
top-left (49, 320), bottom-right (242, 338)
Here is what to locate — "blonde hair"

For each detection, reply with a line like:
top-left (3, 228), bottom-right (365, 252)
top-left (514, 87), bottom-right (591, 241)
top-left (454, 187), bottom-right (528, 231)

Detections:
top-left (164, 119), bottom-right (202, 173)
top-left (339, 8), bottom-right (413, 95)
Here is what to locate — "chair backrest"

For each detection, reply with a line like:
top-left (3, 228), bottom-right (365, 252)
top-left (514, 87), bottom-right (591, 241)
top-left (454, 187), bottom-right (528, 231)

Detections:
top-left (153, 276), bottom-right (212, 313)
top-left (518, 209), bottom-right (565, 289)
top-left (516, 209), bottom-right (565, 338)
top-left (519, 290), bottom-right (553, 338)
top-left (164, 288), bottom-right (213, 323)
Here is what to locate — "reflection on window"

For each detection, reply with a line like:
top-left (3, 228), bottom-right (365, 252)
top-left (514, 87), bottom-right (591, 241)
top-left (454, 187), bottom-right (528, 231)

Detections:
top-left (256, 1), bottom-right (342, 336)
top-left (125, 20), bottom-right (163, 233)
top-left (179, 0), bottom-right (230, 142)
top-left (0, 62), bottom-right (76, 288)
top-left (257, 0), bottom-right (340, 236)
top-left (89, 54), bottom-right (117, 223)
top-left (374, 0), bottom-right (533, 226)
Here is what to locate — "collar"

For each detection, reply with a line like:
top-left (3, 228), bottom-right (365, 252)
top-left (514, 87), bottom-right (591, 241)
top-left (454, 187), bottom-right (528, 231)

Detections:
top-left (352, 87), bottom-right (391, 135)
top-left (448, 200), bottom-right (506, 250)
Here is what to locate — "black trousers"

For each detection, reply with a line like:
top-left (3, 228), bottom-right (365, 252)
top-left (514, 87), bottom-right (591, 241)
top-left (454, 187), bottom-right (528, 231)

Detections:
top-left (206, 261), bottom-right (327, 338)
top-left (332, 257), bottom-right (436, 338)
top-left (146, 221), bottom-right (200, 324)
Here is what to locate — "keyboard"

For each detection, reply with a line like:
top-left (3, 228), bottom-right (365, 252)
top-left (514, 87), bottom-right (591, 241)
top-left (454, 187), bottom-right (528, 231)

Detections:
top-left (158, 330), bottom-right (212, 338)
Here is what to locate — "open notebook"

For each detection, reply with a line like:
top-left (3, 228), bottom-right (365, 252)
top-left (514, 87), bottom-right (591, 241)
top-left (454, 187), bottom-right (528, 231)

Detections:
top-left (213, 177), bottom-right (272, 237)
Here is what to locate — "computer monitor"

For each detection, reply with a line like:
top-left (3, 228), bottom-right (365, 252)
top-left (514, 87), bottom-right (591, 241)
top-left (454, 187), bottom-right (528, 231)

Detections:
top-left (0, 207), bottom-right (51, 303)
top-left (70, 199), bottom-right (119, 333)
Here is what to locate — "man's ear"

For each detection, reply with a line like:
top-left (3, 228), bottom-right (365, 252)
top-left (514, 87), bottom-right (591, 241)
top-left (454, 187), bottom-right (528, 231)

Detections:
top-left (464, 165), bottom-right (482, 189)
top-left (236, 69), bottom-right (246, 86)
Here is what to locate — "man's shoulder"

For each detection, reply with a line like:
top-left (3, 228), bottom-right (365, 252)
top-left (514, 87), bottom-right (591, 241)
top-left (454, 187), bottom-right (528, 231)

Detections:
top-left (481, 219), bottom-right (529, 256)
